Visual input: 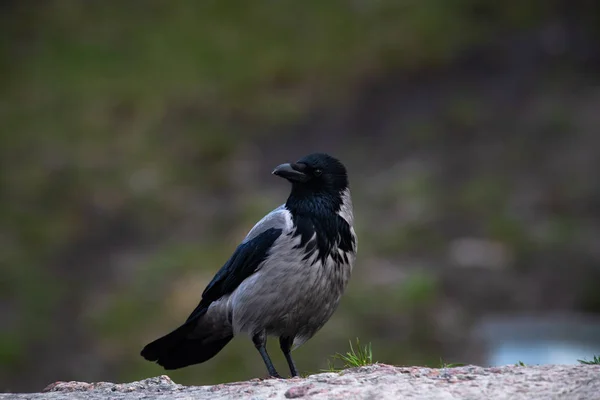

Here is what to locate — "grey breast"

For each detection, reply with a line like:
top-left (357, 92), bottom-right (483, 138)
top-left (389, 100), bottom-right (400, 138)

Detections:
top-left (230, 204), bottom-right (355, 346)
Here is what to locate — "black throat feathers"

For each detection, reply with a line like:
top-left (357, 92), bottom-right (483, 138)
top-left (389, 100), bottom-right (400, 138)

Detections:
top-left (286, 190), bottom-right (355, 266)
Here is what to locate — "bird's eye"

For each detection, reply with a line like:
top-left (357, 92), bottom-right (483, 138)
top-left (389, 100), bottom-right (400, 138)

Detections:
top-left (314, 168), bottom-right (323, 177)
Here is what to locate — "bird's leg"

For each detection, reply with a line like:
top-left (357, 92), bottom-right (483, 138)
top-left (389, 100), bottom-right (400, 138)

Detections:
top-left (252, 331), bottom-right (281, 378)
top-left (279, 336), bottom-right (299, 377)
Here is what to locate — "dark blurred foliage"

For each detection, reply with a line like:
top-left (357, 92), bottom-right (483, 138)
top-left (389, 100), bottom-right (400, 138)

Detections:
top-left (2, 0), bottom-right (600, 393)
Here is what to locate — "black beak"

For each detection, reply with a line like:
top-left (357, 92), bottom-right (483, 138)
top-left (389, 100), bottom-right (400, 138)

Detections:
top-left (272, 163), bottom-right (309, 183)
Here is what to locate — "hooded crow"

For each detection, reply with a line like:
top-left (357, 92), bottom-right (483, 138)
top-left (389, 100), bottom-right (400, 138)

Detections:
top-left (140, 153), bottom-right (356, 378)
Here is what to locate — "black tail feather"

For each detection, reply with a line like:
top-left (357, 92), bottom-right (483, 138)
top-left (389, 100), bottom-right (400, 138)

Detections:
top-left (141, 310), bottom-right (233, 370)
top-left (140, 322), bottom-right (195, 363)
top-left (152, 334), bottom-right (234, 370)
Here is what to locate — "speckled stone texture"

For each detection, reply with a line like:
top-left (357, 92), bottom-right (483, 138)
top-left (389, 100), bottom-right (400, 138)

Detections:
top-left (2, 364), bottom-right (599, 400)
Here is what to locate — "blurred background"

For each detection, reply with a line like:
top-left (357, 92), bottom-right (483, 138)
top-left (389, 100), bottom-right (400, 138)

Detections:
top-left (2, 0), bottom-right (600, 393)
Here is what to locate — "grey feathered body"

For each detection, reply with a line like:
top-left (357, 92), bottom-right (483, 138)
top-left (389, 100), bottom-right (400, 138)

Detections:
top-left (192, 190), bottom-right (356, 348)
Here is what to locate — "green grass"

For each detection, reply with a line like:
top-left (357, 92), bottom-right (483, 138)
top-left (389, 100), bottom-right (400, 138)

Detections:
top-left (438, 358), bottom-right (465, 368)
top-left (515, 361), bottom-right (526, 367)
top-left (324, 338), bottom-right (374, 372)
top-left (578, 355), bottom-right (600, 365)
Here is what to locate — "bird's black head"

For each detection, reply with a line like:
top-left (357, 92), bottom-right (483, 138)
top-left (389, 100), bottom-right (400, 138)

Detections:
top-left (273, 153), bottom-right (348, 193)
top-left (273, 153), bottom-right (349, 212)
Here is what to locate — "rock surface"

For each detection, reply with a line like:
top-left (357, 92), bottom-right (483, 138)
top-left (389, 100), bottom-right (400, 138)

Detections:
top-left (2, 364), bottom-right (599, 400)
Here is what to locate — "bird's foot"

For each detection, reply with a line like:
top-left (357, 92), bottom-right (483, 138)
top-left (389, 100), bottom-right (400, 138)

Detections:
top-left (257, 374), bottom-right (282, 381)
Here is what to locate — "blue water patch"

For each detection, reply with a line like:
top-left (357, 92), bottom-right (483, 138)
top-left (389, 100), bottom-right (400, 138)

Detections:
top-left (490, 339), bottom-right (600, 366)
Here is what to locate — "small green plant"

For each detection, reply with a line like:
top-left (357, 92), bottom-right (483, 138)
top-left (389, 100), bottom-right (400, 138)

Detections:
top-left (324, 338), bottom-right (374, 372)
top-left (578, 355), bottom-right (600, 365)
top-left (515, 360), bottom-right (526, 367)
top-left (438, 358), bottom-right (465, 368)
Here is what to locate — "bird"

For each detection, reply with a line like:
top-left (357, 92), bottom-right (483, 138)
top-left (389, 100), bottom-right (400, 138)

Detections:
top-left (140, 152), bottom-right (357, 378)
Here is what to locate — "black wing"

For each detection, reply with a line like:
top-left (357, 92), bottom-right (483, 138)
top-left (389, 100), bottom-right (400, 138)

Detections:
top-left (185, 227), bottom-right (282, 323)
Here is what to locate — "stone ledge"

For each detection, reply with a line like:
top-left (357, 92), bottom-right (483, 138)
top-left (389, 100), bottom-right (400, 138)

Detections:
top-left (3, 364), bottom-right (599, 400)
